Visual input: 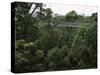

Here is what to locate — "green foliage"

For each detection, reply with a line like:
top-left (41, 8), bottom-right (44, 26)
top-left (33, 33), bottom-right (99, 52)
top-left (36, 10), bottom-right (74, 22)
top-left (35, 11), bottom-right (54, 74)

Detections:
top-left (15, 2), bottom-right (97, 72)
top-left (65, 10), bottom-right (78, 22)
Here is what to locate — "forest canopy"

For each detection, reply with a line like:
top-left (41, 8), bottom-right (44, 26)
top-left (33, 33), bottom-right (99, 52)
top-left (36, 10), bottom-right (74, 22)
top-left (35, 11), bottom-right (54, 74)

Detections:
top-left (14, 2), bottom-right (97, 73)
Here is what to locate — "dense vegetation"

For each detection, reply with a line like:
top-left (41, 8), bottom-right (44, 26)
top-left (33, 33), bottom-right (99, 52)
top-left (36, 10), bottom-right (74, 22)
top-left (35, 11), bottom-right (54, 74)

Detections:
top-left (14, 2), bottom-right (97, 72)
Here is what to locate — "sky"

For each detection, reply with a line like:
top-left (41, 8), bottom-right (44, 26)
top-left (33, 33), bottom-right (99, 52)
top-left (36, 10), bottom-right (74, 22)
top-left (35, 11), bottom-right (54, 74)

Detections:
top-left (44, 3), bottom-right (97, 16)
